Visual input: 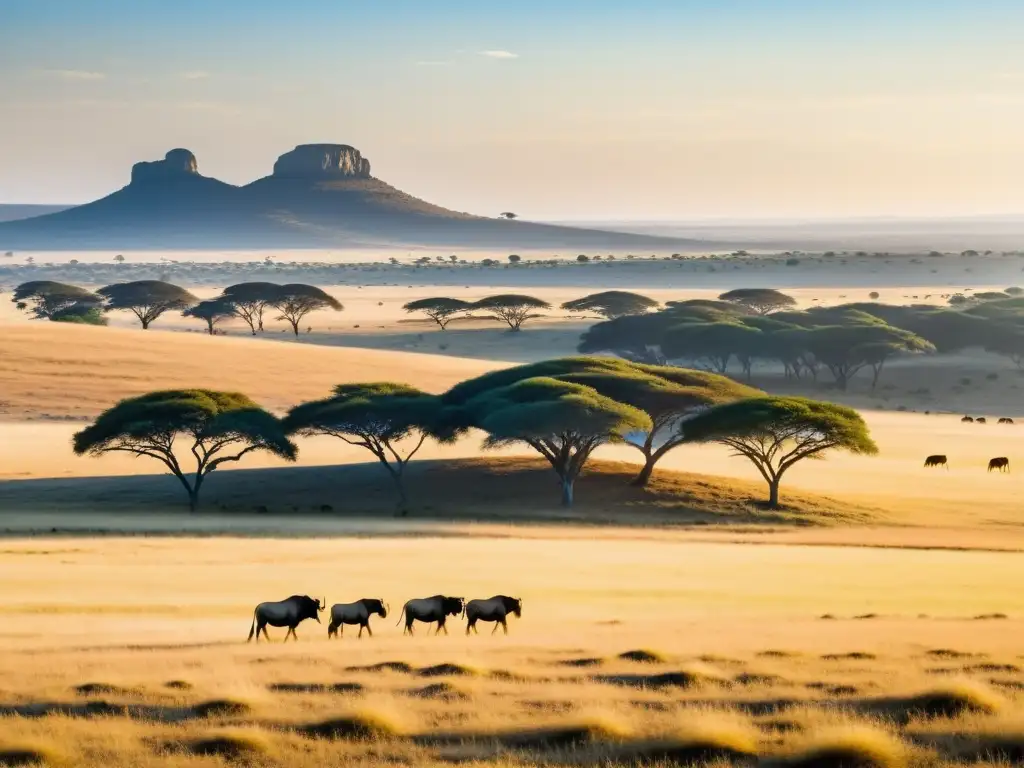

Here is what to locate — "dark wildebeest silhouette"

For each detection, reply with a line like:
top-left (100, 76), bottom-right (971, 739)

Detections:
top-left (396, 595), bottom-right (464, 635)
top-left (988, 457), bottom-right (1010, 473)
top-left (962, 416), bottom-right (974, 423)
top-left (999, 417), bottom-right (1015, 424)
top-left (976, 417), bottom-right (988, 424)
top-left (924, 455), bottom-right (948, 469)
top-left (327, 598), bottom-right (388, 639)
top-left (247, 595), bottom-right (324, 642)
top-left (465, 595), bottom-right (522, 636)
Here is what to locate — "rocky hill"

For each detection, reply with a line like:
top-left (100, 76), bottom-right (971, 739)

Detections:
top-left (0, 144), bottom-right (705, 250)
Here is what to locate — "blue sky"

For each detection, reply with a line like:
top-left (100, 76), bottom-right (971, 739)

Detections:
top-left (3, 1), bottom-right (1024, 217)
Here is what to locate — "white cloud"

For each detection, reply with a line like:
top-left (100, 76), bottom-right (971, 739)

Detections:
top-left (478, 50), bottom-right (519, 59)
top-left (40, 69), bottom-right (106, 81)
top-left (181, 70), bottom-right (211, 80)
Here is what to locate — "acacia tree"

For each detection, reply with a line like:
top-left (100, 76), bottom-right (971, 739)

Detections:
top-left (801, 324), bottom-right (933, 389)
top-left (445, 356), bottom-right (759, 488)
top-left (985, 329), bottom-right (1024, 369)
top-left (680, 396), bottom-right (877, 507)
top-left (719, 288), bottom-right (797, 315)
top-left (402, 297), bottom-right (473, 330)
top-left (562, 291), bottom-right (659, 319)
top-left (97, 280), bottom-right (198, 329)
top-left (554, 362), bottom-right (760, 486)
top-left (473, 294), bottom-right (551, 331)
top-left (12, 281), bottom-right (101, 320)
top-left (272, 284), bottom-right (343, 336)
top-left (285, 383), bottom-right (448, 514)
top-left (219, 283), bottom-right (283, 334)
top-left (183, 299), bottom-right (235, 335)
top-left (458, 377), bottom-right (650, 507)
top-left (72, 390), bottom-right (296, 511)
top-left (662, 322), bottom-right (764, 375)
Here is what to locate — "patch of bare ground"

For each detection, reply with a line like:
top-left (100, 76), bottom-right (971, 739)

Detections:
top-left (0, 457), bottom-right (880, 527)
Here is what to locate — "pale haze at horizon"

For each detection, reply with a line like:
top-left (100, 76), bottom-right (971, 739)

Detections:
top-left (2, 0), bottom-right (1023, 220)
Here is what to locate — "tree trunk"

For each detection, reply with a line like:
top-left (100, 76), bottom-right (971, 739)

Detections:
top-left (631, 455), bottom-right (656, 487)
top-left (206, 320), bottom-right (215, 335)
top-left (188, 488), bottom-right (199, 512)
top-left (290, 319), bottom-right (299, 337)
top-left (560, 477), bottom-right (574, 507)
top-left (868, 364), bottom-right (884, 393)
top-left (392, 471), bottom-right (409, 517)
top-left (767, 478), bottom-right (780, 508)
top-left (141, 319), bottom-right (150, 330)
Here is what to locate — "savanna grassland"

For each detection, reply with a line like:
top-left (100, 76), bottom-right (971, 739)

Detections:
top-left (0, 536), bottom-right (1023, 768)
top-left (3, 253), bottom-right (1024, 766)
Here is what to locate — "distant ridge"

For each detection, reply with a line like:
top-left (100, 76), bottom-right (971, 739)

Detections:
top-left (0, 144), bottom-right (707, 251)
top-left (0, 204), bottom-right (73, 223)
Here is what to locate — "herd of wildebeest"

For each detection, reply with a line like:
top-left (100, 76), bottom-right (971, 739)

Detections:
top-left (247, 595), bottom-right (522, 642)
top-left (922, 414), bottom-right (1015, 472)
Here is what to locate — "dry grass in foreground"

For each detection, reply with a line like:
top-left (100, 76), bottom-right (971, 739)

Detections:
top-left (0, 532), bottom-right (1019, 766)
top-left (0, 642), bottom-right (1022, 767)
top-left (0, 457), bottom-right (879, 528)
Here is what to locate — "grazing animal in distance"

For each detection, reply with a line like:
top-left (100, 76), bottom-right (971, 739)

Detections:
top-left (923, 455), bottom-right (948, 469)
top-left (465, 595), bottom-right (523, 636)
top-left (328, 598), bottom-right (388, 639)
top-left (976, 417), bottom-right (988, 424)
top-left (962, 416), bottom-right (974, 423)
top-left (247, 595), bottom-right (324, 643)
top-left (988, 457), bottom-right (1010, 473)
top-left (999, 417), bottom-right (1014, 424)
top-left (396, 595), bottom-right (464, 636)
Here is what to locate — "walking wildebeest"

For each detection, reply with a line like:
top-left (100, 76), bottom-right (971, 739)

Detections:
top-left (962, 416), bottom-right (974, 423)
top-left (247, 595), bottom-right (324, 643)
top-left (999, 417), bottom-right (1015, 424)
top-left (988, 457), bottom-right (1010, 473)
top-left (327, 598), bottom-right (388, 639)
top-left (396, 595), bottom-right (464, 635)
top-left (465, 595), bottom-right (522, 636)
top-left (976, 417), bottom-right (988, 424)
top-left (923, 455), bottom-right (948, 469)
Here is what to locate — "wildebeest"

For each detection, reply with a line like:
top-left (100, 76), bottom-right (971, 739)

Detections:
top-left (962, 416), bottom-right (974, 423)
top-left (247, 595), bottom-right (324, 643)
top-left (465, 595), bottom-right (522, 636)
top-left (923, 455), bottom-right (948, 469)
top-left (976, 417), bottom-right (988, 424)
top-left (999, 417), bottom-right (1015, 424)
top-left (327, 598), bottom-right (388, 639)
top-left (988, 457), bottom-right (1010, 473)
top-left (396, 595), bottom-right (465, 636)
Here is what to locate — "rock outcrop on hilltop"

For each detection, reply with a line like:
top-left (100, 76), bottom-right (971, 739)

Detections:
top-left (271, 144), bottom-right (372, 179)
top-left (130, 149), bottom-right (200, 183)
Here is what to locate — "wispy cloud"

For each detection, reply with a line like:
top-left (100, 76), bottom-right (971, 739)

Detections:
top-left (181, 70), bottom-right (211, 80)
top-left (478, 50), bottom-right (519, 59)
top-left (39, 69), bottom-right (106, 81)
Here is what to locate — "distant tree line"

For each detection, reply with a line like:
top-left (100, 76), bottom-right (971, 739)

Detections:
top-left (74, 357), bottom-right (875, 513)
top-left (11, 280), bottom-right (342, 335)
top-left (13, 281), bottom-right (663, 334)
top-left (579, 288), bottom-right (1024, 390)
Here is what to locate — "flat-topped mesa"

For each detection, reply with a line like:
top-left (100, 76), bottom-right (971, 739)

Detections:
top-left (272, 144), bottom-right (372, 179)
top-left (130, 149), bottom-right (199, 184)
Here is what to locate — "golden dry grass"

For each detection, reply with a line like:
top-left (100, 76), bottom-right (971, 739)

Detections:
top-left (0, 321), bottom-right (501, 420)
top-left (0, 535), bottom-right (1017, 765)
